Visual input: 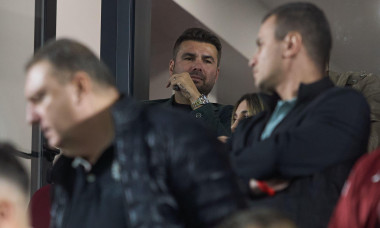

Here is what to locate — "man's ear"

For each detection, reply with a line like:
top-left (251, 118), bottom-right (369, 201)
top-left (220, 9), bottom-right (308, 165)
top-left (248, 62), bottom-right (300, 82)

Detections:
top-left (169, 59), bottom-right (175, 76)
top-left (71, 71), bottom-right (92, 104)
top-left (0, 200), bottom-right (13, 226)
top-left (282, 32), bottom-right (302, 58)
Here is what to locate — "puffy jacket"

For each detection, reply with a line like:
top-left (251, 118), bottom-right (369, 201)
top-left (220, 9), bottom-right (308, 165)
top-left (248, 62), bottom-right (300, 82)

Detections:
top-left (50, 96), bottom-right (247, 228)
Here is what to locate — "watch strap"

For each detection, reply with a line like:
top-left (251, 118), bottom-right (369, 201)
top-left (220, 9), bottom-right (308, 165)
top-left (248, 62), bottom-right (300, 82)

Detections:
top-left (191, 94), bottom-right (210, 109)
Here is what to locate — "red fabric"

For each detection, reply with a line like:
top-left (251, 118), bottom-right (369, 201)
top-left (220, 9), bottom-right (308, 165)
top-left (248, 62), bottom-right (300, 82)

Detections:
top-left (29, 184), bottom-right (51, 228)
top-left (256, 180), bottom-right (276, 196)
top-left (329, 149), bottom-right (380, 228)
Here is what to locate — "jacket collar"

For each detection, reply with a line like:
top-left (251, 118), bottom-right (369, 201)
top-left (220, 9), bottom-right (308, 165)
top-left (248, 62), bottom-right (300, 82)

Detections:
top-left (260, 76), bottom-right (334, 111)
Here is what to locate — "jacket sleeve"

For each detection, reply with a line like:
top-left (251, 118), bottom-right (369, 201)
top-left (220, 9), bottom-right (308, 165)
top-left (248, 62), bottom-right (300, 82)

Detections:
top-left (232, 89), bottom-right (370, 182)
top-left (167, 118), bottom-right (247, 228)
top-left (190, 103), bottom-right (233, 137)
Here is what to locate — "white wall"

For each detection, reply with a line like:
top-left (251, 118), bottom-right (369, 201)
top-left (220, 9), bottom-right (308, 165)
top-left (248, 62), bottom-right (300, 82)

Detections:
top-left (173, 0), bottom-right (268, 60)
top-left (56, 0), bottom-right (102, 56)
top-left (149, 0), bottom-right (266, 104)
top-left (0, 0), bottom-right (34, 165)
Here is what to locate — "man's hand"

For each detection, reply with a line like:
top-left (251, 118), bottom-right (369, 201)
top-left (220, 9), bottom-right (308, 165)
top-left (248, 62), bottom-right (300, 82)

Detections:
top-left (166, 72), bottom-right (201, 103)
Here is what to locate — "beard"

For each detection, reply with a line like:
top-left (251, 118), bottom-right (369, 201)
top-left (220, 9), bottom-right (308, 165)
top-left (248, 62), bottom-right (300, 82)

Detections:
top-left (255, 70), bottom-right (280, 94)
top-left (195, 82), bottom-right (213, 95)
top-left (172, 64), bottom-right (215, 95)
top-left (258, 80), bottom-right (276, 93)
top-left (190, 70), bottom-right (214, 95)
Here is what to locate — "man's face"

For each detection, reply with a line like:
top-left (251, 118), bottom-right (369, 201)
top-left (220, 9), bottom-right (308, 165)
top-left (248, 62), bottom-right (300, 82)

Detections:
top-left (25, 61), bottom-right (78, 149)
top-left (170, 40), bottom-right (220, 95)
top-left (249, 15), bottom-right (284, 92)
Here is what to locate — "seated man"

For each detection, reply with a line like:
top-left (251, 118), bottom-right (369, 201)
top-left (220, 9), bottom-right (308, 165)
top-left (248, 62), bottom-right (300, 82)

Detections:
top-left (24, 39), bottom-right (247, 228)
top-left (0, 143), bottom-right (30, 228)
top-left (144, 28), bottom-right (233, 137)
top-left (230, 2), bottom-right (370, 228)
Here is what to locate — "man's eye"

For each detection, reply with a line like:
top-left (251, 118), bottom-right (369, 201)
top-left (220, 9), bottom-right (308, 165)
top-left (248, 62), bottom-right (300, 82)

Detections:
top-left (184, 57), bottom-right (193, 61)
top-left (205, 60), bottom-right (212, 64)
top-left (32, 92), bottom-right (45, 103)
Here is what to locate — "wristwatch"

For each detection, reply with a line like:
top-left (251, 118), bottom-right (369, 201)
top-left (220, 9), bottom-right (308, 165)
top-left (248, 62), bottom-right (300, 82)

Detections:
top-left (191, 94), bottom-right (210, 109)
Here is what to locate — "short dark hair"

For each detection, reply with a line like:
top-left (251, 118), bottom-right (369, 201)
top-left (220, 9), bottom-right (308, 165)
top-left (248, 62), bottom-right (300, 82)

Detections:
top-left (231, 93), bottom-right (266, 125)
top-left (0, 143), bottom-right (29, 195)
top-left (26, 38), bottom-right (115, 87)
top-left (263, 2), bottom-right (332, 71)
top-left (173, 28), bottom-right (222, 66)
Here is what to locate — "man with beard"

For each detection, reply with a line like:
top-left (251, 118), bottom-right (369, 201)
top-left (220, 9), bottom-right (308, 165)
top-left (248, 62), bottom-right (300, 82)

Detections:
top-left (230, 2), bottom-right (370, 228)
top-left (144, 28), bottom-right (233, 136)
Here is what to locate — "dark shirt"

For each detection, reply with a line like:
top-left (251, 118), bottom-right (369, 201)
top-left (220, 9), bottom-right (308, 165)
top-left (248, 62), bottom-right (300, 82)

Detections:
top-left (172, 100), bottom-right (193, 112)
top-left (143, 95), bottom-right (233, 136)
top-left (59, 146), bottom-right (127, 228)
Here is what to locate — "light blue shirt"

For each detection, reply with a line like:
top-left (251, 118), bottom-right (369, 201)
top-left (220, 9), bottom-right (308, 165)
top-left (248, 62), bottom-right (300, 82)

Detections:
top-left (261, 98), bottom-right (297, 140)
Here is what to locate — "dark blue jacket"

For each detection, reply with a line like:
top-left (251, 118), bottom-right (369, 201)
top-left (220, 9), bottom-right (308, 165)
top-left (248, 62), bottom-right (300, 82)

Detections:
top-left (231, 77), bottom-right (370, 228)
top-left (143, 95), bottom-right (233, 137)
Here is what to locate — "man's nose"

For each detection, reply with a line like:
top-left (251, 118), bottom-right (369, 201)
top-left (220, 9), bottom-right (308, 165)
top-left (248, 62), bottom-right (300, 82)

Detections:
top-left (26, 105), bottom-right (40, 125)
top-left (248, 54), bottom-right (258, 68)
top-left (192, 59), bottom-right (203, 70)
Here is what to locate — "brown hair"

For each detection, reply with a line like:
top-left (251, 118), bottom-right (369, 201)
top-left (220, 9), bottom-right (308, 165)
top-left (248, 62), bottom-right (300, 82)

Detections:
top-left (231, 93), bottom-right (265, 125)
top-left (173, 28), bottom-right (222, 66)
top-left (0, 143), bottom-right (28, 195)
top-left (26, 38), bottom-right (115, 87)
top-left (218, 209), bottom-right (297, 228)
top-left (263, 2), bottom-right (332, 71)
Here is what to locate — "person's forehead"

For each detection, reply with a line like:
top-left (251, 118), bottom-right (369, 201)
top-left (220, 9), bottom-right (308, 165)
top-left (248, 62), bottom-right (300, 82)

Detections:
top-left (236, 100), bottom-right (248, 112)
top-left (178, 40), bottom-right (218, 56)
top-left (259, 15), bottom-right (277, 38)
top-left (25, 61), bottom-right (57, 97)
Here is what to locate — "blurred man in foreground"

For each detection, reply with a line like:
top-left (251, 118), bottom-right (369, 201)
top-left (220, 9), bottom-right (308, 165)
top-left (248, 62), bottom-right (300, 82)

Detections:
top-left (24, 39), bottom-right (246, 228)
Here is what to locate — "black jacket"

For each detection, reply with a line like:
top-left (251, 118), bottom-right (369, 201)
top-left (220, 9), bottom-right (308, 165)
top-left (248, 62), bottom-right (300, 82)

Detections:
top-left (51, 96), bottom-right (247, 228)
top-left (231, 77), bottom-right (370, 228)
top-left (143, 95), bottom-right (233, 137)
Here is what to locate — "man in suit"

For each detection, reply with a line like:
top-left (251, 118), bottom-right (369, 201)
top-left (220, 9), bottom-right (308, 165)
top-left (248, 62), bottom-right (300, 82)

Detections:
top-left (231, 2), bottom-right (370, 228)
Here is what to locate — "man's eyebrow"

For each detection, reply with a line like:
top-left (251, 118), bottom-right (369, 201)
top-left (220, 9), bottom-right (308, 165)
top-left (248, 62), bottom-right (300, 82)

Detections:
top-left (181, 53), bottom-right (196, 58)
top-left (202, 55), bottom-right (215, 61)
top-left (29, 88), bottom-right (46, 100)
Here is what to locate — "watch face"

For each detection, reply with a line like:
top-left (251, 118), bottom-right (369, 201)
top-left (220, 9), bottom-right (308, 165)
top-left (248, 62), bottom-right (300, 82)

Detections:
top-left (191, 94), bottom-right (209, 109)
top-left (200, 94), bottom-right (210, 104)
